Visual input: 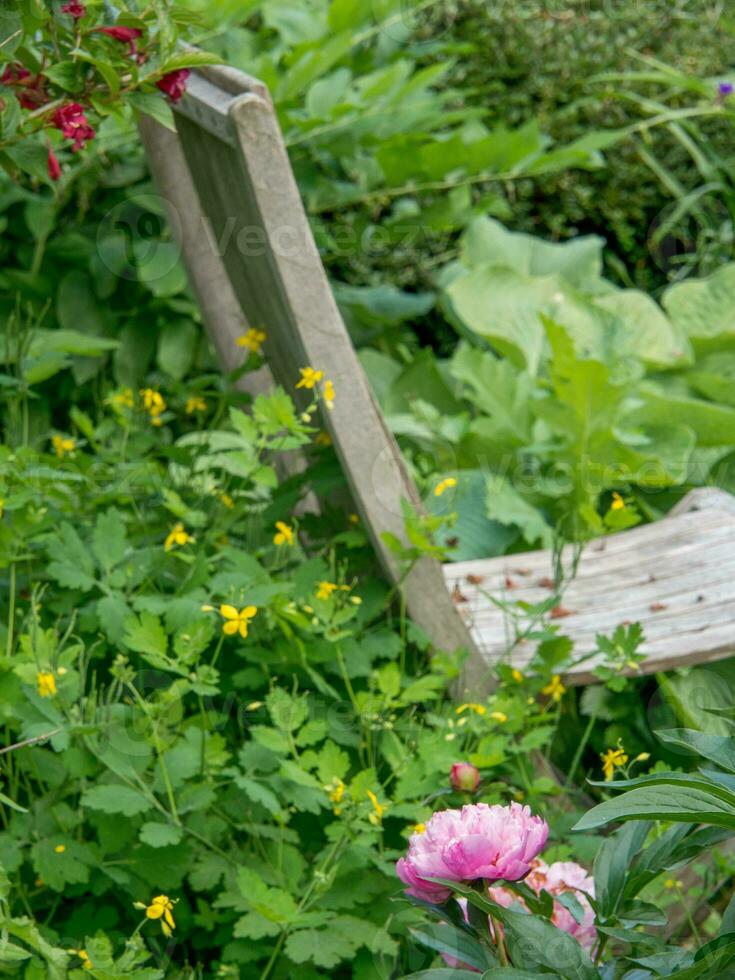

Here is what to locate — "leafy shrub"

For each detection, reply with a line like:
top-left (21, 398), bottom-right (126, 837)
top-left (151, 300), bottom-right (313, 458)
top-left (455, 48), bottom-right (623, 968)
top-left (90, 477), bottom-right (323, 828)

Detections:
top-left (441, 0), bottom-right (734, 290)
top-left (363, 217), bottom-right (735, 554)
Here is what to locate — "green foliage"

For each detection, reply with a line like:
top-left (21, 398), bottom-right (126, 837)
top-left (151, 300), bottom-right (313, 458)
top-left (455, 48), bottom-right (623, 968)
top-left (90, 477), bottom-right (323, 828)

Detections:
top-left (364, 217), bottom-right (735, 551)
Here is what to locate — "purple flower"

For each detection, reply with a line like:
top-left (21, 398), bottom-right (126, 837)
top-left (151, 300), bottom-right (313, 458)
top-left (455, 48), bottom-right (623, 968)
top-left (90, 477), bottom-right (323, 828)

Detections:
top-left (718, 82), bottom-right (734, 97)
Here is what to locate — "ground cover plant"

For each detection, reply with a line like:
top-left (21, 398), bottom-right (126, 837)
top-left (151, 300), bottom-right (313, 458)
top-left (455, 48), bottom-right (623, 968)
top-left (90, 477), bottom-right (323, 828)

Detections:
top-left (2, 1), bottom-right (735, 978)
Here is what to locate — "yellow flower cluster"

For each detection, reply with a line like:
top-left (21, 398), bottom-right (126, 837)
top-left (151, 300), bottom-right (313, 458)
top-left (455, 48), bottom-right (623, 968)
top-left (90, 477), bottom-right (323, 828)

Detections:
top-left (237, 327), bottom-right (267, 353)
top-left (185, 396), bottom-right (207, 414)
top-left (164, 522), bottom-right (194, 552)
top-left (135, 893), bottom-right (177, 937)
top-left (37, 671), bottom-right (57, 698)
top-left (542, 675), bottom-right (566, 702)
top-left (273, 521), bottom-right (295, 546)
top-left (296, 366), bottom-right (335, 410)
top-left (51, 435), bottom-right (75, 458)
top-left (140, 388), bottom-right (166, 426)
top-left (601, 742), bottom-right (629, 781)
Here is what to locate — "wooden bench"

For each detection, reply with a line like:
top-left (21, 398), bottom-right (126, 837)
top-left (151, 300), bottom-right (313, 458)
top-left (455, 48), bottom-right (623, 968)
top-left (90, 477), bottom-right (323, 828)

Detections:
top-left (139, 65), bottom-right (735, 693)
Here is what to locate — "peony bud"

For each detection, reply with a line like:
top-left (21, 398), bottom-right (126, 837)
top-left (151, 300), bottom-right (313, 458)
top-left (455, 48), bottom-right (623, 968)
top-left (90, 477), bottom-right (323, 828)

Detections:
top-left (450, 762), bottom-right (480, 792)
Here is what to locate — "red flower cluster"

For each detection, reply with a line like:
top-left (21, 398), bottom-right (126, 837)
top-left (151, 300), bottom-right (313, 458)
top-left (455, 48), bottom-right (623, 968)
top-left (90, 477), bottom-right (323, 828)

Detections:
top-left (1, 63), bottom-right (47, 110)
top-left (156, 69), bottom-right (190, 103)
top-left (95, 25), bottom-right (143, 58)
top-left (52, 103), bottom-right (95, 151)
top-left (60, 1), bottom-right (86, 17)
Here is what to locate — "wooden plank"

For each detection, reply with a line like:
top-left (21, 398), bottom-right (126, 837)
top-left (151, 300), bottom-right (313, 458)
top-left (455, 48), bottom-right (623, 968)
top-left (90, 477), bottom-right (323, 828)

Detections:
top-left (444, 489), bottom-right (735, 683)
top-left (140, 66), bottom-right (478, 661)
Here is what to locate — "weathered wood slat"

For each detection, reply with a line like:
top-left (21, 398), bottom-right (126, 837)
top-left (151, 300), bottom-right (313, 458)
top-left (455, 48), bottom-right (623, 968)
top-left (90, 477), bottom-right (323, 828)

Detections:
top-left (444, 489), bottom-right (735, 683)
top-left (141, 66), bottom-right (477, 661)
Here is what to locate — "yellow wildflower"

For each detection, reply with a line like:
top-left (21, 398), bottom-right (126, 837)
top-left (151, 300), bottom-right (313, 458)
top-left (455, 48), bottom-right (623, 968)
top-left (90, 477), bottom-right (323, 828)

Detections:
top-left (316, 581), bottom-right (338, 600)
top-left (237, 328), bottom-right (266, 353)
top-left (611, 492), bottom-right (626, 511)
top-left (542, 675), bottom-right (566, 702)
top-left (296, 366), bottom-right (324, 390)
top-left (273, 521), bottom-right (295, 546)
top-left (142, 894), bottom-right (177, 937)
top-left (635, 752), bottom-right (651, 763)
top-left (220, 492), bottom-right (234, 509)
top-left (601, 742), bottom-right (629, 782)
top-left (325, 778), bottom-right (345, 814)
top-left (37, 671), bottom-right (57, 698)
top-left (112, 388), bottom-right (134, 408)
top-left (69, 949), bottom-right (93, 970)
top-left (412, 823), bottom-right (426, 835)
top-left (434, 477), bottom-right (458, 497)
top-left (220, 604), bottom-right (257, 638)
top-left (511, 669), bottom-right (524, 683)
top-left (489, 711), bottom-right (508, 723)
top-left (456, 703), bottom-right (487, 716)
top-left (367, 790), bottom-right (386, 826)
top-left (322, 379), bottom-right (335, 410)
top-left (185, 396), bottom-right (207, 414)
top-left (51, 435), bottom-right (75, 458)
top-left (54, 844), bottom-right (66, 854)
top-left (140, 388), bottom-right (166, 426)
top-left (350, 595), bottom-right (362, 605)
top-left (164, 522), bottom-right (194, 552)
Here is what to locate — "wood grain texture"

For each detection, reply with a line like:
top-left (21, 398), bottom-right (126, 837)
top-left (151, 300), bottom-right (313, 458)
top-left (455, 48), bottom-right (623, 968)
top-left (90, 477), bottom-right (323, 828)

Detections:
top-left (443, 488), bottom-right (735, 685)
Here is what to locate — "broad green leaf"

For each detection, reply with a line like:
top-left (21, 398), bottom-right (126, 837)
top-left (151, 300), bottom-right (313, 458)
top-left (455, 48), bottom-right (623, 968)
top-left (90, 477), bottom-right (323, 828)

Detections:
top-left (123, 612), bottom-right (168, 659)
top-left (47, 523), bottom-right (96, 591)
top-left (593, 821), bottom-right (650, 921)
top-left (92, 509), bottom-right (127, 571)
top-left (460, 216), bottom-right (604, 291)
top-left (486, 473), bottom-right (552, 548)
top-left (82, 784), bottom-right (153, 817)
top-left (664, 263), bottom-right (735, 350)
top-left (157, 320), bottom-right (199, 380)
top-left (409, 923), bottom-right (495, 972)
top-left (575, 784), bottom-right (735, 832)
top-left (656, 728), bottom-right (735, 773)
top-left (139, 822), bottom-right (183, 848)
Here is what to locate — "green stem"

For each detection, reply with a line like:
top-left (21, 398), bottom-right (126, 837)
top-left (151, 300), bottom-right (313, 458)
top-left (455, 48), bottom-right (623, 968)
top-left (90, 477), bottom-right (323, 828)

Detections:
top-left (565, 710), bottom-right (598, 788)
top-left (5, 562), bottom-right (15, 659)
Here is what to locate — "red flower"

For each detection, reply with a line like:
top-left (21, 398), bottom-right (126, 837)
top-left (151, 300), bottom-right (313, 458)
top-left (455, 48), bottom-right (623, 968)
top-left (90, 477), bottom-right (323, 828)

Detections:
top-left (52, 102), bottom-right (95, 151)
top-left (1, 64), bottom-right (31, 85)
top-left (61, 1), bottom-right (86, 17)
top-left (47, 146), bottom-right (62, 181)
top-left (156, 69), bottom-right (190, 103)
top-left (1, 63), bottom-right (47, 109)
top-left (95, 25), bottom-right (143, 57)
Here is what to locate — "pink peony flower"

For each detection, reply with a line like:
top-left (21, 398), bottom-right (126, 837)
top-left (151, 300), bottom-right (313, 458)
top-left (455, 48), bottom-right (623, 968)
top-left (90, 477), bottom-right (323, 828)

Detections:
top-left (490, 859), bottom-right (597, 952)
top-left (156, 68), bottom-right (190, 103)
top-left (52, 103), bottom-right (95, 150)
top-left (396, 802), bottom-right (549, 904)
top-left (451, 762), bottom-right (481, 792)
